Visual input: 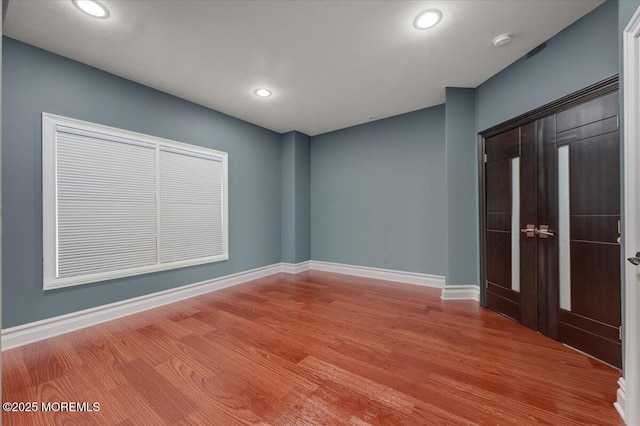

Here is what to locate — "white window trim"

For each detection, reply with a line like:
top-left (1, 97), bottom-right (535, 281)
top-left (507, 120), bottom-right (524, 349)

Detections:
top-left (42, 113), bottom-right (229, 291)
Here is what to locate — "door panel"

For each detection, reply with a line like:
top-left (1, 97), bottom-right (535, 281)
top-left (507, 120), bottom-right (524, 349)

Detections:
top-left (570, 242), bottom-right (620, 326)
top-left (484, 126), bottom-right (537, 327)
top-left (554, 94), bottom-right (621, 367)
top-left (519, 122), bottom-right (538, 330)
top-left (556, 115), bottom-right (618, 145)
top-left (485, 156), bottom-right (520, 322)
top-left (485, 142), bottom-right (519, 322)
top-left (537, 116), bottom-right (558, 337)
top-left (486, 286), bottom-right (521, 322)
top-left (556, 316), bottom-right (620, 367)
top-left (556, 91), bottom-right (618, 133)
top-left (485, 127), bottom-right (519, 154)
top-left (486, 213), bottom-right (510, 230)
top-left (486, 231), bottom-right (511, 288)
top-left (569, 132), bottom-right (620, 215)
top-left (486, 158), bottom-right (512, 213)
top-left (571, 216), bottom-right (619, 242)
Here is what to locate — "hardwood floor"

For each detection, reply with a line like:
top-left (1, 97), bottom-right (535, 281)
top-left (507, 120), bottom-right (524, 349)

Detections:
top-left (2, 271), bottom-right (623, 425)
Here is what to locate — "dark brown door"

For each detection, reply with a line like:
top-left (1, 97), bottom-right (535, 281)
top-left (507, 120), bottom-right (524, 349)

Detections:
top-left (549, 91), bottom-right (622, 367)
top-left (482, 89), bottom-right (621, 368)
top-left (484, 123), bottom-right (538, 331)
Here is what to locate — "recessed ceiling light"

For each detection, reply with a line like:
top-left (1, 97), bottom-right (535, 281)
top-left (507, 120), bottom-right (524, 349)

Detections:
top-left (72, 0), bottom-right (109, 18)
top-left (413, 9), bottom-right (442, 30)
top-left (493, 34), bottom-right (513, 47)
top-left (254, 88), bottom-right (272, 97)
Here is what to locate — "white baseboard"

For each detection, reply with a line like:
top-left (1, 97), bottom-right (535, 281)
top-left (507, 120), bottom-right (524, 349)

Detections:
top-left (1, 260), bottom-right (446, 351)
top-left (309, 260), bottom-right (445, 288)
top-left (281, 260), bottom-right (312, 274)
top-left (440, 285), bottom-right (480, 301)
top-left (1, 263), bottom-right (283, 351)
top-left (615, 377), bottom-right (626, 422)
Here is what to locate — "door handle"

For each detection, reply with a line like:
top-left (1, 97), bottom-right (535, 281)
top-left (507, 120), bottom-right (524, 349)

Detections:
top-left (519, 224), bottom-right (555, 238)
top-left (536, 225), bottom-right (555, 238)
top-left (520, 224), bottom-right (536, 238)
top-left (627, 252), bottom-right (640, 265)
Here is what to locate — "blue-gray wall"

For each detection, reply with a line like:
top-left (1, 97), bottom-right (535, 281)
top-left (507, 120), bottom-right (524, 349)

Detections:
top-left (294, 132), bottom-right (311, 263)
top-left (2, 37), bottom-right (282, 327)
top-left (309, 1), bottom-right (621, 283)
top-left (445, 88), bottom-right (478, 286)
top-left (310, 106), bottom-right (447, 276)
top-left (281, 130), bottom-right (310, 263)
top-left (476, 0), bottom-right (619, 132)
top-left (281, 132), bottom-right (296, 263)
top-left (2, 0), bottom-right (631, 327)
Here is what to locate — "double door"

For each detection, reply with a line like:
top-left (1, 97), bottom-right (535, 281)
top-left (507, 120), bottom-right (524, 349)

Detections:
top-left (482, 89), bottom-right (621, 368)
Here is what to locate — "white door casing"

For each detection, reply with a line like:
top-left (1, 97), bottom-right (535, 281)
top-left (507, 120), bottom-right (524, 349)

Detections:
top-left (620, 5), bottom-right (640, 425)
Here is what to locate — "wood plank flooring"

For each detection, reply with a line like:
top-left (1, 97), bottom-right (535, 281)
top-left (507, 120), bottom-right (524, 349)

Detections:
top-left (2, 271), bottom-right (623, 425)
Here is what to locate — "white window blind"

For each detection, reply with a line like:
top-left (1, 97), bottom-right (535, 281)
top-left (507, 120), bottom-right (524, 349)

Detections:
top-left (56, 127), bottom-right (158, 278)
top-left (42, 113), bottom-right (229, 290)
top-left (159, 147), bottom-right (224, 263)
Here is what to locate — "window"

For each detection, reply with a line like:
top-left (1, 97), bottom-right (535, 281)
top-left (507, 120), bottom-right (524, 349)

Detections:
top-left (42, 113), bottom-right (228, 290)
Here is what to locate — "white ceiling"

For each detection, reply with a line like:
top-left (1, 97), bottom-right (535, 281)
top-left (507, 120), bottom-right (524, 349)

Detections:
top-left (4, 0), bottom-right (603, 136)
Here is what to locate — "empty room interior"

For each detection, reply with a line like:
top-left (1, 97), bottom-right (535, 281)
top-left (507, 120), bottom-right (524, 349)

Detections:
top-left (2, 0), bottom-right (640, 424)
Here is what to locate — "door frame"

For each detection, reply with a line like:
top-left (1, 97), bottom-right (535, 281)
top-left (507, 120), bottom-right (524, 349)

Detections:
top-left (619, 6), bottom-right (640, 425)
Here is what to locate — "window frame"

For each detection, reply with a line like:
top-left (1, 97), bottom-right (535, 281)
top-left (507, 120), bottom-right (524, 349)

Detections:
top-left (42, 113), bottom-right (229, 291)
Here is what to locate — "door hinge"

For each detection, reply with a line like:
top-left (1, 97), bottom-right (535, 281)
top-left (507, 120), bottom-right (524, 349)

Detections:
top-left (619, 326), bottom-right (622, 340)
top-left (484, 153), bottom-right (488, 163)
top-left (617, 115), bottom-right (620, 128)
